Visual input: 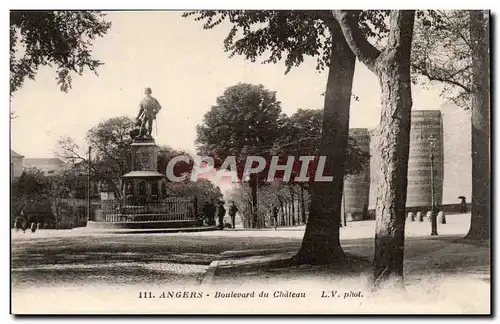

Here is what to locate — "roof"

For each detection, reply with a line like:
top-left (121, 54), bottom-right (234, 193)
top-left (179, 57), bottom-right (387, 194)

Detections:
top-left (24, 158), bottom-right (63, 164)
top-left (23, 158), bottom-right (64, 175)
top-left (10, 150), bottom-right (24, 158)
top-left (122, 171), bottom-right (165, 179)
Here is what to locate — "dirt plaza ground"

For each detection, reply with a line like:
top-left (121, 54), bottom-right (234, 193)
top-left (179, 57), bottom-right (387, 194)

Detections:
top-left (11, 213), bottom-right (490, 314)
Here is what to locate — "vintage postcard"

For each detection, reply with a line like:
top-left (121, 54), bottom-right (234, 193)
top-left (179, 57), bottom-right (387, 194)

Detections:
top-left (10, 9), bottom-right (491, 315)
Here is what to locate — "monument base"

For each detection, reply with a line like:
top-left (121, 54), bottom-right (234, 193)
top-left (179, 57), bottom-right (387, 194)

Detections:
top-left (85, 220), bottom-right (219, 234)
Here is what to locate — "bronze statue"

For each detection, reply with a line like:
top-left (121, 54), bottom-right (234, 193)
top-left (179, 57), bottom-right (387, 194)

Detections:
top-left (135, 87), bottom-right (162, 138)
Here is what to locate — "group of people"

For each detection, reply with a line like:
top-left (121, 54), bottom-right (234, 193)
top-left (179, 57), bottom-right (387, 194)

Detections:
top-left (13, 209), bottom-right (37, 233)
top-left (201, 200), bottom-right (280, 230)
top-left (202, 200), bottom-right (239, 229)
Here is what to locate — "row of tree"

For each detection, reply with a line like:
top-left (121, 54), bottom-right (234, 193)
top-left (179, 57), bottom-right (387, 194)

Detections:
top-left (196, 85), bottom-right (370, 228)
top-left (227, 182), bottom-right (311, 229)
top-left (184, 10), bottom-right (490, 288)
top-left (11, 166), bottom-right (94, 228)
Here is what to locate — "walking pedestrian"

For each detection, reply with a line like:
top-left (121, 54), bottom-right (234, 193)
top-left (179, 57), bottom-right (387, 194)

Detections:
top-left (202, 201), bottom-right (210, 225)
top-left (217, 201), bottom-right (226, 230)
top-left (203, 200), bottom-right (217, 226)
top-left (458, 196), bottom-right (468, 213)
top-left (271, 204), bottom-right (279, 230)
top-left (228, 202), bottom-right (238, 229)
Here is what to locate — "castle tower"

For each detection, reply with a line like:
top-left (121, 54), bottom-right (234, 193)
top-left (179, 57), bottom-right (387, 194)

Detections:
top-left (406, 110), bottom-right (444, 208)
top-left (341, 128), bottom-right (371, 221)
top-left (368, 110), bottom-right (444, 210)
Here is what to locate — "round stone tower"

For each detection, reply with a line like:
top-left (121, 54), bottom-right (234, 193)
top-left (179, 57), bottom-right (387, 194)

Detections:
top-left (341, 128), bottom-right (371, 221)
top-left (368, 110), bottom-right (444, 211)
top-left (406, 110), bottom-right (444, 208)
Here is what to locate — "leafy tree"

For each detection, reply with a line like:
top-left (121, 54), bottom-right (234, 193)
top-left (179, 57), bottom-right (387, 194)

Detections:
top-left (196, 82), bottom-right (284, 228)
top-left (185, 10), bottom-right (389, 263)
top-left (10, 10), bottom-right (111, 94)
top-left (332, 10), bottom-right (416, 287)
top-left (11, 167), bottom-right (52, 226)
top-left (411, 10), bottom-right (471, 109)
top-left (278, 108), bottom-right (370, 180)
top-left (57, 116), bottom-right (134, 198)
top-left (87, 117), bottom-right (134, 190)
top-left (166, 178), bottom-right (223, 218)
top-left (411, 10), bottom-right (490, 241)
top-left (43, 169), bottom-right (81, 228)
top-left (13, 167), bottom-right (47, 198)
top-left (11, 166), bottom-right (87, 228)
top-left (157, 145), bottom-right (194, 181)
top-left (277, 109), bottom-right (370, 223)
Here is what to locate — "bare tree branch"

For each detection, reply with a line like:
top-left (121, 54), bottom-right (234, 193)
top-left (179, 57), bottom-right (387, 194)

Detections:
top-left (436, 9), bottom-right (472, 49)
top-left (413, 62), bottom-right (472, 93)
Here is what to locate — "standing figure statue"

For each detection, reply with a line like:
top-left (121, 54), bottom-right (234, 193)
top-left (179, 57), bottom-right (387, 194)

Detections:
top-left (136, 87), bottom-right (162, 138)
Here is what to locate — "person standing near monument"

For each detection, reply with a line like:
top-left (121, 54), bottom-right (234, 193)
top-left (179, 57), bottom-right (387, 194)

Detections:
top-left (136, 87), bottom-right (162, 138)
top-left (458, 196), bottom-right (468, 213)
top-left (228, 202), bottom-right (238, 229)
top-left (217, 201), bottom-right (226, 230)
top-left (270, 204), bottom-right (279, 230)
top-left (203, 200), bottom-right (217, 226)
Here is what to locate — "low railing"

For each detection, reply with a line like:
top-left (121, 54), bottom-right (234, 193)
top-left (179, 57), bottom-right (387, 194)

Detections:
top-left (97, 196), bottom-right (197, 223)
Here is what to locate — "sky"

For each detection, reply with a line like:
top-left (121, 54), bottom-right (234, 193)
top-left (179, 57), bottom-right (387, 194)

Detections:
top-left (10, 11), bottom-right (448, 161)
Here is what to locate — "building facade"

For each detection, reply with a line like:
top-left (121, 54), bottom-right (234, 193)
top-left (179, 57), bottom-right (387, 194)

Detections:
top-left (23, 158), bottom-right (64, 176)
top-left (342, 128), bottom-right (371, 221)
top-left (10, 150), bottom-right (24, 180)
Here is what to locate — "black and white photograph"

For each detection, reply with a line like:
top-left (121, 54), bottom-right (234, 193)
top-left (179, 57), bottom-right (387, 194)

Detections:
top-left (9, 7), bottom-right (491, 315)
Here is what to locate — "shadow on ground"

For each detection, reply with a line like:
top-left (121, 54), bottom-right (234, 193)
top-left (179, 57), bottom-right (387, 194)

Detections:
top-left (12, 231), bottom-right (490, 291)
top-left (211, 235), bottom-right (490, 286)
top-left (11, 234), bottom-right (303, 288)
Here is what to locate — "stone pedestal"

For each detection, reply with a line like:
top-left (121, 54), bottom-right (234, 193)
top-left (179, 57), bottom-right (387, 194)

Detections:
top-left (131, 140), bottom-right (158, 171)
top-left (121, 138), bottom-right (166, 204)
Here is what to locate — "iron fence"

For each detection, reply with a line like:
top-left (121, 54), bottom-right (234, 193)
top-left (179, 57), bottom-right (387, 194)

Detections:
top-left (97, 196), bottom-right (197, 222)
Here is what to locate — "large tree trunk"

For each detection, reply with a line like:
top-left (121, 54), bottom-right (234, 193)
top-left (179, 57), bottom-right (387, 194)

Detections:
top-left (334, 9), bottom-right (415, 287)
top-left (466, 10), bottom-right (490, 241)
top-left (300, 184), bottom-right (306, 224)
top-left (279, 200), bottom-right (285, 225)
top-left (246, 201), bottom-right (252, 228)
top-left (286, 200), bottom-right (292, 226)
top-left (250, 174), bottom-right (258, 228)
top-left (295, 22), bottom-right (355, 264)
top-left (371, 12), bottom-right (415, 288)
top-left (290, 186), bottom-right (296, 225)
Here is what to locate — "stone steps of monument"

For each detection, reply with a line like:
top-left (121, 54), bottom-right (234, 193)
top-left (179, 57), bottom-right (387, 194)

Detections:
top-left (85, 220), bottom-right (210, 231)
